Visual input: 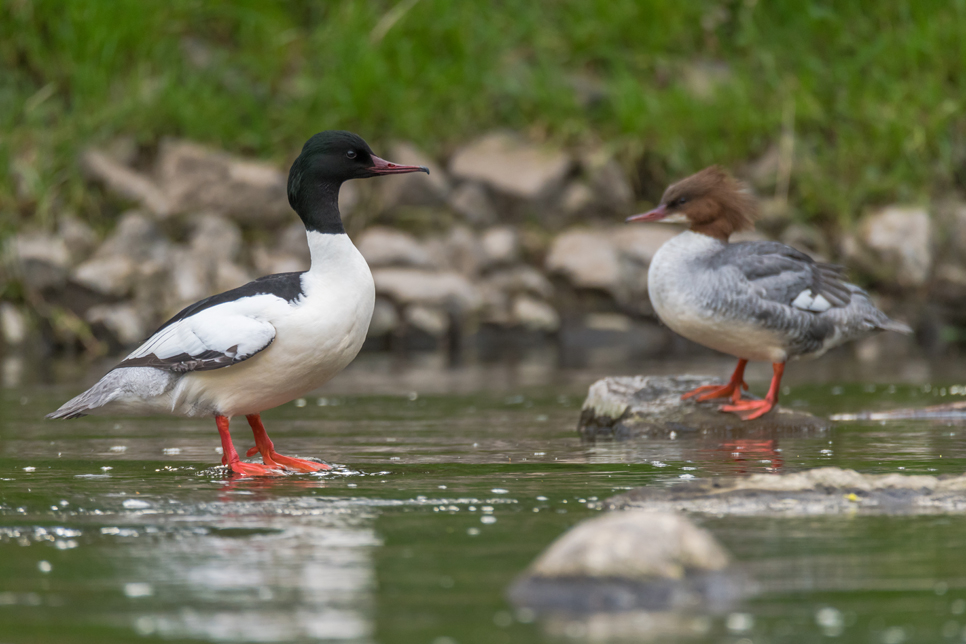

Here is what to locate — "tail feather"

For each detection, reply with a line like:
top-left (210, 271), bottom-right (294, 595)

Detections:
top-left (47, 382), bottom-right (120, 419)
top-left (47, 367), bottom-right (178, 420)
top-left (879, 319), bottom-right (913, 335)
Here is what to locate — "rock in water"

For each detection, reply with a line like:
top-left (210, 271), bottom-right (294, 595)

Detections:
top-left (578, 375), bottom-right (829, 439)
top-left (607, 467), bottom-right (966, 516)
top-left (507, 510), bottom-right (750, 613)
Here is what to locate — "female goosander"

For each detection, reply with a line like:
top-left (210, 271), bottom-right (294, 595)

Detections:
top-left (49, 131), bottom-right (428, 474)
top-left (628, 166), bottom-right (911, 420)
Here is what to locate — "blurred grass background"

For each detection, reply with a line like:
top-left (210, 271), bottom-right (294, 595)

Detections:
top-left (1, 0), bottom-right (964, 237)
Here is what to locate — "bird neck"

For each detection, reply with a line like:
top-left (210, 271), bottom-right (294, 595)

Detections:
top-left (296, 180), bottom-right (346, 235)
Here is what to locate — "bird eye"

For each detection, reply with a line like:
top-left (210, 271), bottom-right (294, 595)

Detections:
top-left (674, 197), bottom-right (688, 207)
top-left (346, 150), bottom-right (357, 159)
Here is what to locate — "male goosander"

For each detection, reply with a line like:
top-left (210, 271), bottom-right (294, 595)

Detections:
top-left (628, 166), bottom-right (911, 420)
top-left (49, 131), bottom-right (428, 474)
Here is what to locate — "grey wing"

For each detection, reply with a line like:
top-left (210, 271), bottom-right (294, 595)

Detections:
top-left (716, 241), bottom-right (853, 312)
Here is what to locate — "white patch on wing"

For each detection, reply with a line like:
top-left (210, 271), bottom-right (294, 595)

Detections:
top-left (125, 297), bottom-right (278, 364)
top-left (791, 289), bottom-right (832, 313)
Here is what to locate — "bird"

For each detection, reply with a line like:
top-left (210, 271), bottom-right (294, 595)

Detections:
top-left (48, 131), bottom-right (429, 474)
top-left (627, 166), bottom-right (912, 420)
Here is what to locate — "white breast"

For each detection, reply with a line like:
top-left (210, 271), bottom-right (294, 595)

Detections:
top-left (175, 232), bottom-right (375, 417)
top-left (648, 231), bottom-right (787, 363)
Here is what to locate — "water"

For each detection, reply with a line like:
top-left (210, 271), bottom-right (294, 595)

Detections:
top-left (3, 350), bottom-right (966, 643)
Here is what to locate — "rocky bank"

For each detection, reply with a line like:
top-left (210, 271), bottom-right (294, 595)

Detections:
top-left (1, 131), bottom-right (954, 357)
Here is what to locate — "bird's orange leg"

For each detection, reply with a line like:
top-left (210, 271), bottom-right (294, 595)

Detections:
top-left (216, 415), bottom-right (280, 476)
top-left (245, 414), bottom-right (331, 472)
top-left (721, 362), bottom-right (785, 420)
top-left (681, 359), bottom-right (749, 405)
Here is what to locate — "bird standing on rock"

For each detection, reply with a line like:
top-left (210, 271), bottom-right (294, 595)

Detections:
top-left (49, 131), bottom-right (429, 475)
top-left (627, 166), bottom-right (911, 420)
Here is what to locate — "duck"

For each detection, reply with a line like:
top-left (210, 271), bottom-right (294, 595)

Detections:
top-left (48, 131), bottom-right (429, 474)
top-left (627, 166), bottom-right (912, 420)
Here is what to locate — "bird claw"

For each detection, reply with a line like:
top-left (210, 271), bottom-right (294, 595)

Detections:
top-left (720, 399), bottom-right (774, 420)
top-left (227, 460), bottom-right (284, 477)
top-left (266, 452), bottom-right (331, 472)
top-left (682, 381), bottom-right (749, 404)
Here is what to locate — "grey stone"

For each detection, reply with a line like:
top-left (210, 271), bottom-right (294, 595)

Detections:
top-left (583, 150), bottom-right (634, 215)
top-left (482, 266), bottom-right (555, 300)
top-left (156, 139), bottom-right (289, 224)
top-left (546, 230), bottom-right (620, 293)
top-left (508, 511), bottom-right (748, 614)
top-left (608, 467), bottom-right (966, 516)
top-left (448, 182), bottom-right (498, 226)
top-left (189, 213), bottom-right (244, 262)
top-left (858, 206), bottom-right (933, 287)
top-left (480, 226), bottom-right (520, 268)
top-left (376, 141), bottom-right (449, 210)
top-left (528, 511), bottom-right (730, 579)
top-left (559, 181), bottom-right (596, 218)
top-left (58, 216), bottom-right (99, 266)
top-left (437, 226), bottom-right (485, 277)
top-left (578, 375), bottom-right (830, 440)
top-left (0, 303), bottom-right (28, 345)
top-left (9, 231), bottom-right (71, 291)
top-left (371, 268), bottom-right (482, 314)
top-left (368, 297), bottom-right (399, 338)
top-left (72, 255), bottom-right (139, 298)
top-left (80, 148), bottom-right (172, 216)
top-left (404, 304), bottom-right (449, 337)
top-left (97, 211), bottom-right (167, 262)
top-left (449, 132), bottom-right (572, 201)
top-left (86, 303), bottom-right (147, 346)
top-left (357, 227), bottom-right (434, 268)
top-left (511, 295), bottom-right (560, 332)
top-left (612, 224), bottom-right (683, 267)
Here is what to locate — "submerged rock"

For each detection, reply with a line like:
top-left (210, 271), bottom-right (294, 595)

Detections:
top-left (578, 375), bottom-right (830, 440)
top-left (507, 510), bottom-right (749, 614)
top-left (608, 467), bottom-right (966, 515)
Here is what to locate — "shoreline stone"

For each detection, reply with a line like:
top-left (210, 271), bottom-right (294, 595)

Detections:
top-left (607, 467), bottom-right (966, 516)
top-left (578, 375), bottom-right (831, 440)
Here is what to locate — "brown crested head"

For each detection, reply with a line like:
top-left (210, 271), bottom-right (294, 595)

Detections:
top-left (627, 166), bottom-right (757, 241)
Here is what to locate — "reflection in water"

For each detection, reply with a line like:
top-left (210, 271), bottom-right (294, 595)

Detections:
top-left (119, 495), bottom-right (382, 643)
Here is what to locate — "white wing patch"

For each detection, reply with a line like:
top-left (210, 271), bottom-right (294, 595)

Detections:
top-left (121, 300), bottom-right (277, 372)
top-left (792, 289), bottom-right (832, 313)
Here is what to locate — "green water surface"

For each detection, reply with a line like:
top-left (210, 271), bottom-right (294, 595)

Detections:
top-left (2, 355), bottom-right (966, 643)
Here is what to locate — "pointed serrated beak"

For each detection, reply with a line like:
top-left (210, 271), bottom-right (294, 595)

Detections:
top-left (626, 205), bottom-right (688, 224)
top-left (367, 155), bottom-right (430, 175)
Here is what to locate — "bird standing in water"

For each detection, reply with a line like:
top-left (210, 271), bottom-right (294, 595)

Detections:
top-left (628, 166), bottom-right (911, 420)
top-left (49, 131), bottom-right (429, 474)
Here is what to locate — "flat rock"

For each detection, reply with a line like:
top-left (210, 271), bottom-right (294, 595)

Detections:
top-left (357, 227), bottom-right (434, 268)
top-left (449, 132), bottom-right (572, 201)
top-left (507, 510), bottom-right (749, 614)
top-left (80, 148), bottom-right (171, 216)
top-left (371, 267), bottom-right (482, 315)
top-left (156, 139), bottom-right (289, 224)
top-left (608, 467), bottom-right (966, 516)
top-left (448, 182), bottom-right (497, 226)
top-left (578, 375), bottom-right (830, 440)
top-left (858, 206), bottom-right (933, 287)
top-left (546, 229), bottom-right (620, 293)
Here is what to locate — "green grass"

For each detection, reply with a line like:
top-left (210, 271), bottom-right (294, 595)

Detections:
top-left (1, 0), bottom-right (964, 236)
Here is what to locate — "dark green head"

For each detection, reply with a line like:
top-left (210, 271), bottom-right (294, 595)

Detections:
top-left (287, 130), bottom-right (429, 233)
